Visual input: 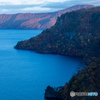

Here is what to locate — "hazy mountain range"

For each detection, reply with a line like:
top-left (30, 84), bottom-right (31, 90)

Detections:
top-left (0, 5), bottom-right (93, 29)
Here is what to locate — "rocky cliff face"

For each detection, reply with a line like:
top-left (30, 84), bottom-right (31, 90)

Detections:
top-left (0, 5), bottom-right (93, 29)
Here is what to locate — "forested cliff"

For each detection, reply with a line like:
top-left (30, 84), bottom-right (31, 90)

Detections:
top-left (15, 6), bottom-right (100, 100)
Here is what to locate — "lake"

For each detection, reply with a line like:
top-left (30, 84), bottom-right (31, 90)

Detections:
top-left (0, 29), bottom-right (83, 100)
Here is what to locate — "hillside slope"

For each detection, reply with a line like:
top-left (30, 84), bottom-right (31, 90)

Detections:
top-left (15, 6), bottom-right (100, 100)
top-left (15, 6), bottom-right (100, 63)
top-left (0, 5), bottom-right (93, 29)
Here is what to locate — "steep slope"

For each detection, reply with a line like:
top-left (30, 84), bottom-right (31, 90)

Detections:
top-left (0, 5), bottom-right (93, 29)
top-left (15, 6), bottom-right (100, 63)
top-left (15, 6), bottom-right (100, 100)
top-left (45, 57), bottom-right (100, 100)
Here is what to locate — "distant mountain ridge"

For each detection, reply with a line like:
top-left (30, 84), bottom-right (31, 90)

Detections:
top-left (0, 5), bottom-right (93, 29)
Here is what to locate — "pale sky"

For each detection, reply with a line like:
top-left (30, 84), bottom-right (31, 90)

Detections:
top-left (0, 0), bottom-right (100, 14)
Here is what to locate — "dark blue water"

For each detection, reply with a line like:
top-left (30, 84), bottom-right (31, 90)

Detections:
top-left (0, 29), bottom-right (83, 100)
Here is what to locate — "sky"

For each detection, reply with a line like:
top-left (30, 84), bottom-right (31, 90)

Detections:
top-left (0, 0), bottom-right (100, 14)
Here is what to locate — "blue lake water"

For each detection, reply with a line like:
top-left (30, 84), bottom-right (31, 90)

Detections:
top-left (0, 29), bottom-right (83, 100)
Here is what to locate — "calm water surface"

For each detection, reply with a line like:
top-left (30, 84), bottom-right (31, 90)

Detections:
top-left (0, 29), bottom-right (83, 100)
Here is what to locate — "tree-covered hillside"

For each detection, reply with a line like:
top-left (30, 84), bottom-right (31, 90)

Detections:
top-left (15, 6), bottom-right (100, 100)
top-left (15, 7), bottom-right (100, 63)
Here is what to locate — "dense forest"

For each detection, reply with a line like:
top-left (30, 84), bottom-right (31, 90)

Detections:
top-left (15, 6), bottom-right (100, 100)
